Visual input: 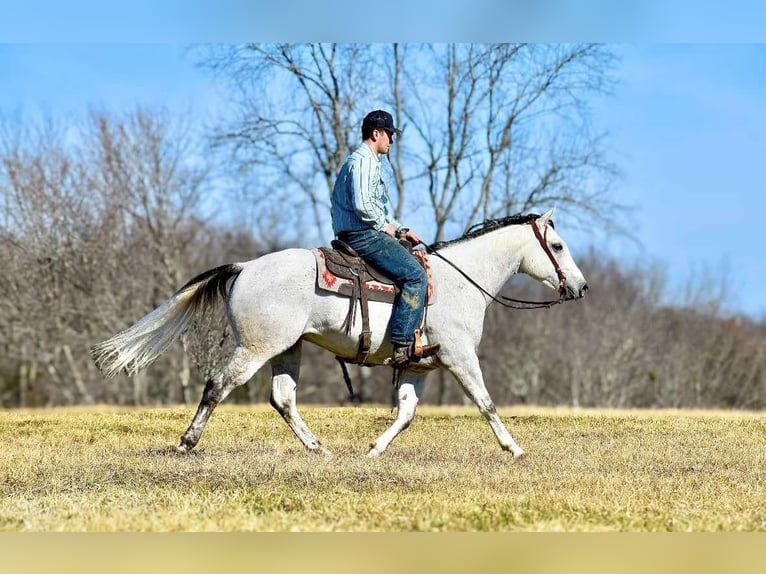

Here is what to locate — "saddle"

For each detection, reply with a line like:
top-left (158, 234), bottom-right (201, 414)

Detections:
top-left (315, 239), bottom-right (434, 364)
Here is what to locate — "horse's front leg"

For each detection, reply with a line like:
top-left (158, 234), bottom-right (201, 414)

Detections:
top-left (367, 372), bottom-right (424, 457)
top-left (445, 352), bottom-right (524, 459)
top-left (270, 341), bottom-right (331, 456)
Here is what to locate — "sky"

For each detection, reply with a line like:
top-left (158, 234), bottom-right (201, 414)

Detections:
top-left (0, 42), bottom-right (764, 318)
top-left (590, 44), bottom-right (766, 317)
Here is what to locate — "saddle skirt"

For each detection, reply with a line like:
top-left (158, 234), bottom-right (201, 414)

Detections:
top-left (314, 246), bottom-right (435, 305)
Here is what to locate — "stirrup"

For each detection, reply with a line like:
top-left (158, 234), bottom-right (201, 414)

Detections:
top-left (414, 343), bottom-right (440, 359)
top-left (412, 329), bottom-right (440, 359)
top-left (386, 341), bottom-right (441, 368)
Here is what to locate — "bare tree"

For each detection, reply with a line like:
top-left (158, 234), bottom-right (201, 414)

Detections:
top-left (198, 43), bottom-right (393, 243)
top-left (399, 44), bottom-right (622, 241)
top-left (197, 43), bottom-right (623, 246)
top-left (0, 108), bottom-right (217, 406)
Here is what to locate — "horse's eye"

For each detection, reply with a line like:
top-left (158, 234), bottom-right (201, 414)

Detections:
top-left (551, 243), bottom-right (563, 252)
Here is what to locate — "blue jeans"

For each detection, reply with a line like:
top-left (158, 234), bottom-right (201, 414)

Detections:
top-left (338, 229), bottom-right (428, 346)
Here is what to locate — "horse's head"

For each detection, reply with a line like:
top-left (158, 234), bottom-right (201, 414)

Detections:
top-left (519, 208), bottom-right (588, 301)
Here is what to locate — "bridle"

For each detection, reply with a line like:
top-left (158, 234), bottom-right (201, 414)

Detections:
top-left (528, 217), bottom-right (568, 298)
top-left (425, 217), bottom-right (569, 310)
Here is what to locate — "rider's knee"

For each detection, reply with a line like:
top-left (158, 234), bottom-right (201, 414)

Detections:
top-left (404, 265), bottom-right (428, 290)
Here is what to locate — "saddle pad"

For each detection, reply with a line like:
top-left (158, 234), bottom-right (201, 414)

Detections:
top-left (314, 248), bottom-right (435, 305)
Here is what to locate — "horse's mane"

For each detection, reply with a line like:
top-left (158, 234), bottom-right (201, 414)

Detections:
top-left (429, 212), bottom-right (551, 251)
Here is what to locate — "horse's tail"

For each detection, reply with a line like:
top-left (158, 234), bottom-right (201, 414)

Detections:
top-left (91, 263), bottom-right (245, 378)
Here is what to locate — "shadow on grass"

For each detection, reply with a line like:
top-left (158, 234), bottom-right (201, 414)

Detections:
top-left (137, 446), bottom-right (206, 458)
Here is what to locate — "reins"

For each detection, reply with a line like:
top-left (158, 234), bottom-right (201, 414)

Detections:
top-left (424, 218), bottom-right (567, 310)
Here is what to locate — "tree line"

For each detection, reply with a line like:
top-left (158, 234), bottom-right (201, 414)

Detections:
top-left (1, 43), bottom-right (763, 409)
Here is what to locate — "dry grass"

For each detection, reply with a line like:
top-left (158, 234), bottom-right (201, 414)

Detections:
top-left (0, 404), bottom-right (764, 531)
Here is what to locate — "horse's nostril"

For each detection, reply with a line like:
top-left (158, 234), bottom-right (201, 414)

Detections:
top-left (580, 283), bottom-right (589, 297)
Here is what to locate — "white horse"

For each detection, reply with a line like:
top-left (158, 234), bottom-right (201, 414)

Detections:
top-left (92, 208), bottom-right (587, 458)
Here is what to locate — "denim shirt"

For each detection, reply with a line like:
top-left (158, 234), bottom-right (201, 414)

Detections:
top-left (331, 143), bottom-right (404, 235)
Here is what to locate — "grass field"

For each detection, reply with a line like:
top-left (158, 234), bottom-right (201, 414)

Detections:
top-left (0, 404), bottom-right (764, 531)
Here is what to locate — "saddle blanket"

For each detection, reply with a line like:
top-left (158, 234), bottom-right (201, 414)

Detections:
top-left (313, 248), bottom-right (435, 305)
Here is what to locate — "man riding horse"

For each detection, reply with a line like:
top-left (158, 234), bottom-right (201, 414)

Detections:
top-left (330, 110), bottom-right (440, 368)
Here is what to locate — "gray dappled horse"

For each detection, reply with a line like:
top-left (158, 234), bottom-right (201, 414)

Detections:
top-left (92, 209), bottom-right (587, 458)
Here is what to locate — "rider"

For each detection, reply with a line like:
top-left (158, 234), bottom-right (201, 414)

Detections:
top-left (330, 109), bottom-right (440, 367)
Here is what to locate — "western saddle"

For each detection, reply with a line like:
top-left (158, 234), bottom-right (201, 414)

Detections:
top-left (318, 238), bottom-right (430, 365)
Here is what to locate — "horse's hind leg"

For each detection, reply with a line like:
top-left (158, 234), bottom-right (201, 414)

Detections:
top-left (269, 341), bottom-right (330, 456)
top-left (177, 346), bottom-right (263, 453)
top-left (367, 372), bottom-right (425, 457)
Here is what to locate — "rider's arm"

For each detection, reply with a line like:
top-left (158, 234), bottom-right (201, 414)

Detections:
top-left (350, 155), bottom-right (405, 234)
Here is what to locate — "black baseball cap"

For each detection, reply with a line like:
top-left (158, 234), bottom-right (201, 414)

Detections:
top-left (362, 110), bottom-right (402, 136)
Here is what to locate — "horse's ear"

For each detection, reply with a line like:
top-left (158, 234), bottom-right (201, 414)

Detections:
top-left (537, 208), bottom-right (555, 228)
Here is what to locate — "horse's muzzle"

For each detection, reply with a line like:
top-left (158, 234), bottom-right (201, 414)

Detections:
top-left (565, 282), bottom-right (588, 300)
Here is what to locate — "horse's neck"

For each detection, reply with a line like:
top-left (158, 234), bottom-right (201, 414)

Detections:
top-left (438, 225), bottom-right (529, 299)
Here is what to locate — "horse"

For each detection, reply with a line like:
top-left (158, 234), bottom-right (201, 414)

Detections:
top-left (91, 208), bottom-right (587, 459)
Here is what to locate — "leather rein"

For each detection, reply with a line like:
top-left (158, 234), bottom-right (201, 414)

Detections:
top-left (425, 218), bottom-right (568, 310)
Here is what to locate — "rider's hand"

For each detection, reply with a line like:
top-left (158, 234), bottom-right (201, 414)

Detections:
top-left (384, 224), bottom-right (396, 237)
top-left (403, 230), bottom-right (423, 245)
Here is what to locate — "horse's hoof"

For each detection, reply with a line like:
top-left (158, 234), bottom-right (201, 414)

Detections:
top-left (308, 445), bottom-right (334, 458)
top-left (366, 444), bottom-right (382, 457)
top-left (175, 443), bottom-right (190, 455)
top-left (511, 448), bottom-right (525, 460)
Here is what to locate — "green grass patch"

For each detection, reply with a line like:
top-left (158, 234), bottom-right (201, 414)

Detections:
top-left (0, 405), bottom-right (764, 531)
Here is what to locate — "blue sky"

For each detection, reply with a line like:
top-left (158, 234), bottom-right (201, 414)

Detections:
top-left (1, 1), bottom-right (765, 42)
top-left (0, 43), bottom-right (764, 318)
top-left (590, 44), bottom-right (766, 317)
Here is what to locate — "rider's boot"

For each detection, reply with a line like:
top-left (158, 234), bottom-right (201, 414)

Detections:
top-left (390, 333), bottom-right (441, 368)
top-left (390, 342), bottom-right (413, 368)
